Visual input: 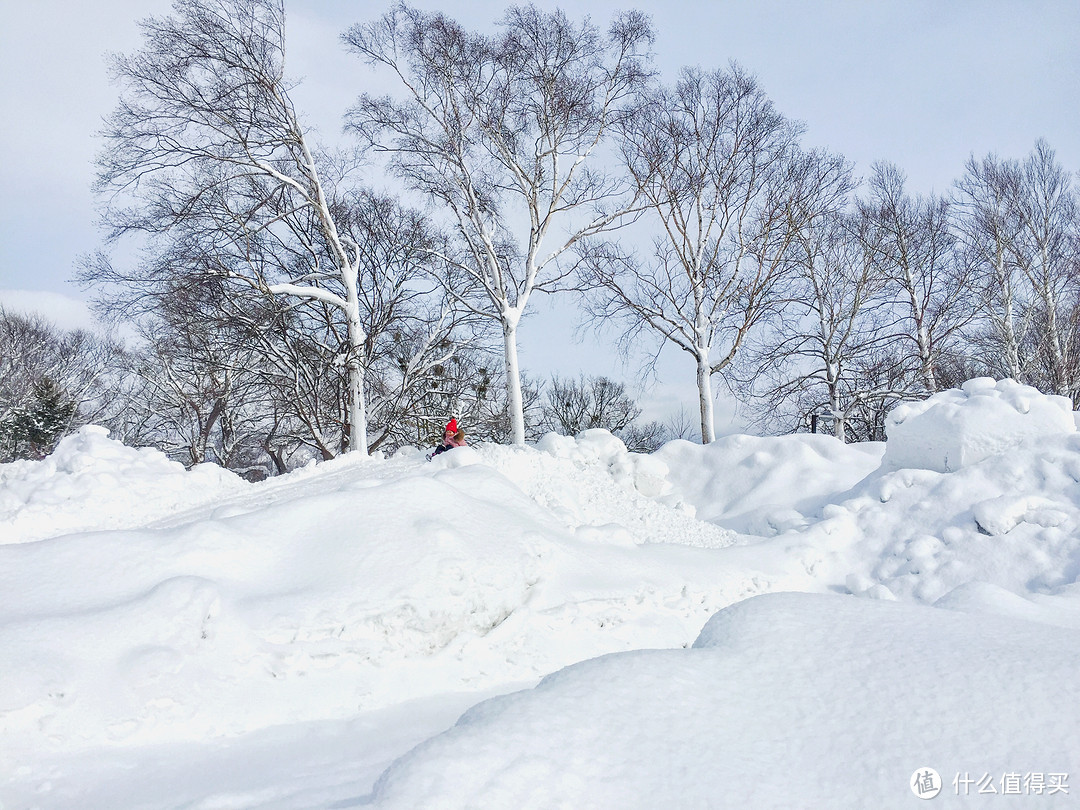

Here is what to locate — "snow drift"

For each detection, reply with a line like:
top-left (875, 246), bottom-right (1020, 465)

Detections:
top-left (0, 428), bottom-right (770, 755)
top-left (883, 377), bottom-right (1075, 472)
top-left (0, 425), bottom-right (247, 544)
top-left (4, 379), bottom-right (1080, 809)
top-left (370, 592), bottom-right (1080, 809)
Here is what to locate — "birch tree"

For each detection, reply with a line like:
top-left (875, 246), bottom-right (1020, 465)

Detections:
top-left (344, 4), bottom-right (653, 444)
top-left (96, 0), bottom-right (375, 453)
top-left (859, 163), bottom-right (974, 394)
top-left (953, 153), bottom-right (1029, 381)
top-left (581, 65), bottom-right (846, 443)
top-left (744, 212), bottom-right (894, 441)
top-left (1010, 140), bottom-right (1080, 399)
top-left (85, 182), bottom-right (472, 464)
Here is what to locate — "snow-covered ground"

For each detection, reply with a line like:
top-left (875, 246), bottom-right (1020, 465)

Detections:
top-left (2, 378), bottom-right (1079, 808)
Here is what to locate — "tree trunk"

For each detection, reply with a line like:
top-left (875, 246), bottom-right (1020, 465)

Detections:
top-left (502, 315), bottom-right (526, 445)
top-left (345, 303), bottom-right (369, 454)
top-left (1044, 287), bottom-right (1068, 397)
top-left (696, 355), bottom-right (715, 444)
top-left (829, 384), bottom-right (846, 442)
top-left (997, 252), bottom-right (1021, 380)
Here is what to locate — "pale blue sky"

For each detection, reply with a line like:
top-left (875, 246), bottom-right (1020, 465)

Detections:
top-left (1, 0), bottom-right (1077, 420)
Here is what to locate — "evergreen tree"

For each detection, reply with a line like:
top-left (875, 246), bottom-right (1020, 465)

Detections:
top-left (5, 378), bottom-right (77, 460)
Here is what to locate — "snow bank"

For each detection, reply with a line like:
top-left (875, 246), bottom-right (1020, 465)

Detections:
top-left (535, 429), bottom-right (673, 498)
top-left (655, 433), bottom-right (883, 535)
top-left (789, 428), bottom-right (1080, 610)
top-left (0, 448), bottom-right (777, 752)
top-left (483, 432), bottom-right (737, 549)
top-left (884, 378), bottom-right (1075, 473)
top-left (370, 592), bottom-right (1080, 809)
top-left (0, 467), bottom-right (554, 747)
top-left (0, 426), bottom-right (248, 543)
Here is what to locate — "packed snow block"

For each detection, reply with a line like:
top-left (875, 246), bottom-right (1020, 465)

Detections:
top-left (883, 377), bottom-right (1076, 473)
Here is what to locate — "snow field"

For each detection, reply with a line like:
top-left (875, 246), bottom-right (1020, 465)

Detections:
top-left (4, 379), bottom-right (1080, 808)
top-left (0, 429), bottom-right (781, 758)
top-left (370, 592), bottom-right (1080, 809)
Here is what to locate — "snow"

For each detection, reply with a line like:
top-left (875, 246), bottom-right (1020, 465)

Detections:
top-left (654, 431), bottom-right (884, 534)
top-left (370, 593), bottom-right (1080, 809)
top-left (3, 381), bottom-right (1080, 808)
top-left (0, 426), bottom-right (247, 543)
top-left (883, 377), bottom-right (1076, 472)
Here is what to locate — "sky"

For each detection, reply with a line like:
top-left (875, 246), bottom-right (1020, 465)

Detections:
top-left (1, 0), bottom-right (1078, 420)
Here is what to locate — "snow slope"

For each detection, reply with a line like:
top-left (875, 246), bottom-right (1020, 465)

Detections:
top-left (371, 592), bottom-right (1079, 809)
top-left (3, 379), bottom-right (1080, 808)
top-left (1, 428), bottom-right (789, 787)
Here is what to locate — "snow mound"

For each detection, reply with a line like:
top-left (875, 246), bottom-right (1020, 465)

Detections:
top-left (884, 378), bottom-right (1075, 473)
top-left (0, 468), bottom-right (556, 746)
top-left (370, 592), bottom-right (1080, 809)
top-left (0, 455), bottom-right (775, 751)
top-left (934, 580), bottom-right (1080, 629)
top-left (483, 432), bottom-right (737, 548)
top-left (654, 433), bottom-right (883, 535)
top-left (535, 429), bottom-right (673, 498)
top-left (0, 426), bottom-right (248, 543)
top-left (786, 430), bottom-right (1080, 610)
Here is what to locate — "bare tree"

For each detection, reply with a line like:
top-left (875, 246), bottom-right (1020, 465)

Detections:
top-left (582, 65), bottom-right (847, 443)
top-left (95, 0), bottom-right (376, 453)
top-left (662, 406), bottom-right (699, 442)
top-left (859, 162), bottom-right (975, 394)
top-left (951, 141), bottom-right (1080, 401)
top-left (86, 183), bottom-right (478, 466)
top-left (540, 374), bottom-right (642, 436)
top-left (344, 3), bottom-right (653, 444)
top-left (743, 211), bottom-right (894, 441)
top-left (1010, 140), bottom-right (1080, 399)
top-left (618, 419), bottom-right (669, 453)
top-left (127, 325), bottom-right (258, 469)
top-left (0, 309), bottom-right (130, 461)
top-left (953, 153), bottom-right (1029, 381)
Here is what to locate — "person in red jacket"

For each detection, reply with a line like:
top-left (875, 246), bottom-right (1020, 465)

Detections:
top-left (431, 418), bottom-right (467, 457)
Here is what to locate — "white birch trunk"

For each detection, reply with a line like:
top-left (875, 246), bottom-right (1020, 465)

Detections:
top-left (696, 354), bottom-right (716, 444)
top-left (344, 303), bottom-right (369, 454)
top-left (901, 262), bottom-right (937, 393)
top-left (996, 251), bottom-right (1021, 380)
top-left (829, 384), bottom-right (846, 442)
top-left (502, 314), bottom-right (526, 445)
top-left (1044, 285), bottom-right (1068, 396)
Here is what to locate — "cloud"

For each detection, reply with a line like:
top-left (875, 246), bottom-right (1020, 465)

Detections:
top-left (0, 289), bottom-right (98, 332)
